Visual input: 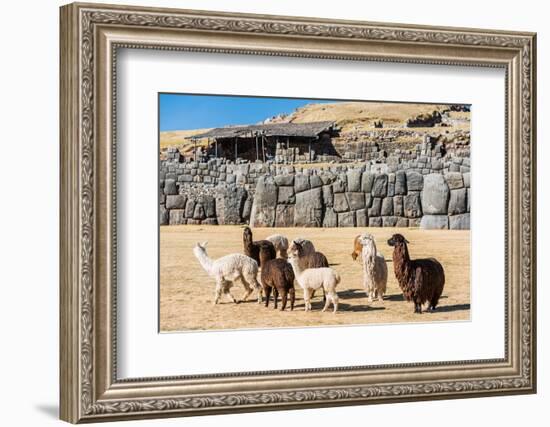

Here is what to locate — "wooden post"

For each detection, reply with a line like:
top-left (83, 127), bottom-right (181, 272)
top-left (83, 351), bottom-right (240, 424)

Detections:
top-left (234, 137), bottom-right (237, 162)
top-left (262, 135), bottom-right (265, 163)
top-left (255, 134), bottom-right (259, 161)
top-left (214, 139), bottom-right (218, 159)
top-left (308, 139), bottom-right (312, 162)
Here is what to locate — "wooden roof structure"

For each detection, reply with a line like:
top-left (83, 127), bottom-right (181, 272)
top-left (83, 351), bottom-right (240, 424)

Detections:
top-left (191, 121), bottom-right (338, 140)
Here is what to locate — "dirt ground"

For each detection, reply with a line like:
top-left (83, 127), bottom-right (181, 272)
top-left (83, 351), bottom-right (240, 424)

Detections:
top-left (160, 226), bottom-right (470, 332)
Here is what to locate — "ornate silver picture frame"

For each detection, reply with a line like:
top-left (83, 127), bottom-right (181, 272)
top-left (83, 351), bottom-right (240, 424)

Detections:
top-left (60, 2), bottom-right (536, 423)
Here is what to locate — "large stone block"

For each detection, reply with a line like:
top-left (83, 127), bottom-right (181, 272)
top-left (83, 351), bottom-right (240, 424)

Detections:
top-left (420, 215), bottom-right (449, 229)
top-left (405, 171), bottom-right (423, 191)
top-left (309, 175), bottom-right (323, 188)
top-left (166, 194), bottom-right (186, 210)
top-left (242, 196), bottom-right (253, 222)
top-left (445, 172), bottom-right (464, 189)
top-left (184, 199), bottom-right (196, 218)
top-left (356, 209), bottom-right (367, 227)
top-left (160, 205), bottom-right (169, 225)
top-left (421, 174), bottom-right (450, 214)
top-left (361, 172), bottom-right (374, 193)
top-left (448, 188), bottom-right (467, 215)
top-left (275, 205), bottom-right (295, 227)
top-left (333, 192), bottom-right (350, 213)
top-left (382, 216), bottom-right (398, 227)
top-left (203, 196), bottom-right (216, 218)
top-left (372, 174), bottom-right (388, 197)
top-left (449, 213), bottom-right (470, 230)
top-left (396, 217), bottom-right (409, 227)
top-left (275, 174), bottom-right (294, 186)
top-left (347, 192), bottom-right (365, 210)
top-left (369, 216), bottom-right (382, 227)
top-left (338, 211), bottom-right (356, 227)
top-left (322, 185), bottom-right (333, 207)
top-left (164, 179), bottom-right (178, 195)
top-left (368, 198), bottom-right (382, 217)
top-left (322, 208), bottom-right (338, 227)
top-left (294, 187), bottom-right (323, 227)
top-left (393, 195), bottom-right (404, 217)
top-left (333, 175), bottom-right (347, 193)
top-left (404, 192), bottom-right (422, 218)
top-left (346, 169), bottom-right (362, 192)
top-left (294, 174), bottom-right (310, 193)
top-left (381, 197), bottom-right (393, 216)
top-left (463, 172), bottom-right (471, 188)
top-left (278, 186), bottom-right (295, 204)
top-left (193, 203), bottom-right (206, 220)
top-left (250, 176), bottom-right (278, 227)
top-left (218, 185), bottom-right (248, 225)
top-left (169, 209), bottom-right (186, 225)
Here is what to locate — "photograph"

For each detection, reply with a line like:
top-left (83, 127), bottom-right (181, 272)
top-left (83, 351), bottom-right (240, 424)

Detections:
top-left (159, 94), bottom-right (472, 332)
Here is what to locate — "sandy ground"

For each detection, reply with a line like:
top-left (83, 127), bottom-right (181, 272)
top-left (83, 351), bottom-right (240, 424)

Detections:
top-left (160, 226), bottom-right (470, 332)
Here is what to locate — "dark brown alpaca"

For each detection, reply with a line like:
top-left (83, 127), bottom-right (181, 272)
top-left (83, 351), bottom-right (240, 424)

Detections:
top-left (261, 258), bottom-right (295, 311)
top-left (243, 226), bottom-right (276, 267)
top-left (387, 233), bottom-right (445, 313)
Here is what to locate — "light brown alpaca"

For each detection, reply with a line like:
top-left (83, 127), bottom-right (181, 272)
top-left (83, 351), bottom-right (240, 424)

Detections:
top-left (351, 234), bottom-right (362, 261)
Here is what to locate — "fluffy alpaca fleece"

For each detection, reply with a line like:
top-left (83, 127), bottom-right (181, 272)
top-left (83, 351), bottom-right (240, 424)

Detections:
top-left (288, 239), bottom-right (329, 301)
top-left (387, 233), bottom-right (445, 313)
top-left (193, 242), bottom-right (262, 304)
top-left (266, 234), bottom-right (289, 259)
top-left (243, 227), bottom-right (276, 267)
top-left (351, 235), bottom-right (362, 261)
top-left (289, 238), bottom-right (315, 258)
top-left (288, 254), bottom-right (340, 313)
top-left (261, 258), bottom-right (295, 311)
top-left (359, 234), bottom-right (388, 302)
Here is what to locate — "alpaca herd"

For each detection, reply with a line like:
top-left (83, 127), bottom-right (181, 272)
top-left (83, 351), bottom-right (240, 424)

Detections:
top-left (192, 229), bottom-right (446, 314)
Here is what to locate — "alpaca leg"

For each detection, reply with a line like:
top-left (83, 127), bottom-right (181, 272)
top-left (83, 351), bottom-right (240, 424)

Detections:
top-left (247, 274), bottom-right (263, 304)
top-left (414, 302), bottom-right (422, 314)
top-left (240, 274), bottom-right (255, 302)
top-left (322, 288), bottom-right (331, 312)
top-left (273, 288), bottom-right (279, 309)
top-left (289, 288), bottom-right (295, 311)
top-left (377, 288), bottom-right (384, 302)
top-left (280, 289), bottom-right (288, 311)
top-left (223, 286), bottom-right (238, 304)
top-left (303, 289), bottom-right (311, 312)
top-left (331, 292), bottom-right (339, 313)
top-left (214, 280), bottom-right (224, 305)
top-left (264, 286), bottom-right (272, 308)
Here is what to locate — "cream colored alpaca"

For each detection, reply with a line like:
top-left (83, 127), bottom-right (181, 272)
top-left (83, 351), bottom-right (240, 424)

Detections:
top-left (288, 254), bottom-right (340, 313)
top-left (193, 242), bottom-right (262, 304)
top-left (359, 234), bottom-right (388, 302)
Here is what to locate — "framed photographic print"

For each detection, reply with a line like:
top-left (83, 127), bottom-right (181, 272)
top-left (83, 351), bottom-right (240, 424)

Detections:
top-left (60, 2), bottom-right (537, 423)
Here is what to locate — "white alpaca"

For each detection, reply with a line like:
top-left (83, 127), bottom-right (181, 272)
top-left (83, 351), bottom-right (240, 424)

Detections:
top-left (192, 242), bottom-right (262, 304)
top-left (266, 234), bottom-right (289, 259)
top-left (359, 234), bottom-right (388, 302)
top-left (288, 254), bottom-right (340, 313)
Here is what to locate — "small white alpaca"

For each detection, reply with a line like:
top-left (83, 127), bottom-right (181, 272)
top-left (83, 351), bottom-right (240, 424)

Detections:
top-left (288, 254), bottom-right (340, 313)
top-left (359, 234), bottom-right (388, 302)
top-left (192, 241), bottom-right (262, 304)
top-left (266, 234), bottom-right (289, 259)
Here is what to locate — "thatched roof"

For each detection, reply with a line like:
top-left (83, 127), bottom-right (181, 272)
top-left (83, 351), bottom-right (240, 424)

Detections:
top-left (192, 121), bottom-right (337, 140)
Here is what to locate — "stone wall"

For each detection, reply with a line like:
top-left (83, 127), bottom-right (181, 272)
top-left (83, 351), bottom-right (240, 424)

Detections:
top-left (160, 154), bottom-right (470, 229)
top-left (248, 169), bottom-right (469, 229)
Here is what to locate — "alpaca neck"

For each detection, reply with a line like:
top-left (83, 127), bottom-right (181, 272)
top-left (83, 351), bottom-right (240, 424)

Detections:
top-left (393, 244), bottom-right (412, 278)
top-left (195, 249), bottom-right (214, 275)
top-left (288, 257), bottom-right (305, 281)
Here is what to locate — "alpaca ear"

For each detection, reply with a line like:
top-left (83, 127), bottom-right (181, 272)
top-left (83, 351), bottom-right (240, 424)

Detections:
top-left (404, 238), bottom-right (410, 244)
top-left (201, 241), bottom-right (208, 247)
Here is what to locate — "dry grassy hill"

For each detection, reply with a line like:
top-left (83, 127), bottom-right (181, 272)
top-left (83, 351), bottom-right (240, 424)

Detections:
top-left (159, 101), bottom-right (469, 156)
top-left (267, 101), bottom-right (450, 132)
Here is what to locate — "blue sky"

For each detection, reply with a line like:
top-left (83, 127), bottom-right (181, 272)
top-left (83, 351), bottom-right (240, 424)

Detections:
top-left (159, 93), bottom-right (337, 131)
